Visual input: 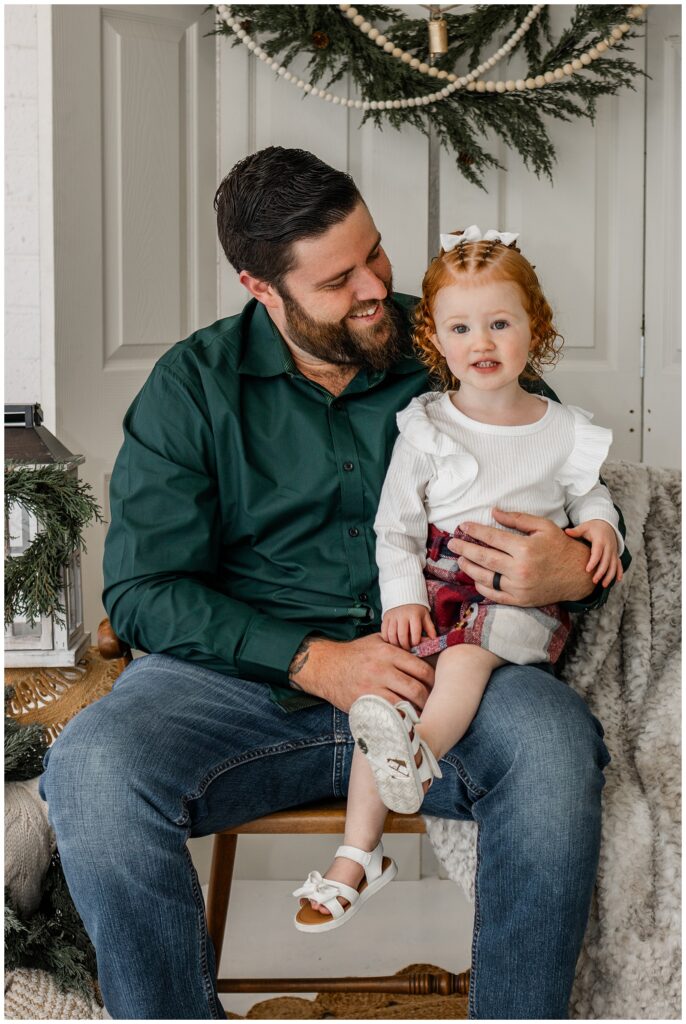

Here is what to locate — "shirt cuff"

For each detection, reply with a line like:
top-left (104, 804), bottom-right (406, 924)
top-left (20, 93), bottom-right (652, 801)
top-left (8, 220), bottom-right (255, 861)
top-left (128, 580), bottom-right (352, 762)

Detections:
top-left (380, 577), bottom-right (430, 615)
top-left (237, 615), bottom-right (311, 686)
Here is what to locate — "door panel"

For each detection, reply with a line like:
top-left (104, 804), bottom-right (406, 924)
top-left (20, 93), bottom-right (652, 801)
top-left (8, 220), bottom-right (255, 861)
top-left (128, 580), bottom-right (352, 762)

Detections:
top-left (52, 4), bottom-right (217, 637)
top-left (219, 6), bottom-right (647, 460)
top-left (643, 4), bottom-right (681, 469)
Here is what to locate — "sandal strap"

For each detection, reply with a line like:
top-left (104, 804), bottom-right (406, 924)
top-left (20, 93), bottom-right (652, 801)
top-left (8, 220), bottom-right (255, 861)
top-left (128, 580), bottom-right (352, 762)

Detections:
top-left (322, 878), bottom-right (360, 907)
top-left (393, 702), bottom-right (423, 761)
top-left (335, 842), bottom-right (384, 883)
top-left (394, 703), bottom-right (442, 784)
top-left (416, 737), bottom-right (443, 783)
top-left (394, 700), bottom-right (420, 725)
top-left (392, 701), bottom-right (442, 784)
top-left (292, 871), bottom-right (360, 918)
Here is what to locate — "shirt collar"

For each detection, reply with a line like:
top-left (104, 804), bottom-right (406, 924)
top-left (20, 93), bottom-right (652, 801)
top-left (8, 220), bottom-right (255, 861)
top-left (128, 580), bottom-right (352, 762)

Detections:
top-left (237, 296), bottom-right (424, 379)
top-left (238, 301), bottom-right (297, 378)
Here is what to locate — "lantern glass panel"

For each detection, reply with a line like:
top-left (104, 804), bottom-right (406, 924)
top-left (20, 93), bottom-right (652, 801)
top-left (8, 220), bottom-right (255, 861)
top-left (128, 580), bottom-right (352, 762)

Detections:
top-left (72, 554), bottom-right (83, 632)
top-left (6, 503), bottom-right (36, 556)
top-left (64, 562), bottom-right (73, 631)
top-left (6, 615), bottom-right (43, 639)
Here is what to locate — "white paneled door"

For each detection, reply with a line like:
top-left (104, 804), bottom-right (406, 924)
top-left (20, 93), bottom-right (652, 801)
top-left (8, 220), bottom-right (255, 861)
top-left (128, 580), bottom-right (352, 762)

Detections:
top-left (52, 5), bottom-right (678, 639)
top-left (52, 5), bottom-right (217, 638)
top-left (218, 6), bottom-right (662, 467)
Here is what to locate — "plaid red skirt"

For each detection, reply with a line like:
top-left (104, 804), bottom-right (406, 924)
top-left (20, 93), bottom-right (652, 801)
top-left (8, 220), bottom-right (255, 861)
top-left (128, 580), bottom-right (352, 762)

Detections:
top-left (411, 524), bottom-right (571, 665)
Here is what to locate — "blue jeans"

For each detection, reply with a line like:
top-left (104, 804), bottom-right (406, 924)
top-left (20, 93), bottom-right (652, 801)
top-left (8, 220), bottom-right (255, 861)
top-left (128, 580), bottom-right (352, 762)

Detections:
top-left (39, 653), bottom-right (610, 1019)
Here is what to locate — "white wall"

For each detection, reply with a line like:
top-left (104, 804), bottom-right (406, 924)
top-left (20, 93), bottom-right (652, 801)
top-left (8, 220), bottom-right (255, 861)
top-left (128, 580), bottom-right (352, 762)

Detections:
top-left (5, 6), bottom-right (41, 399)
top-left (4, 4), bottom-right (55, 429)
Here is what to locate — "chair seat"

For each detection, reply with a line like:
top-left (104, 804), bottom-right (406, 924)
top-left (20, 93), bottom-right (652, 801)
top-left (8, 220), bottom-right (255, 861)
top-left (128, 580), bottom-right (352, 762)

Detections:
top-left (223, 799), bottom-right (426, 835)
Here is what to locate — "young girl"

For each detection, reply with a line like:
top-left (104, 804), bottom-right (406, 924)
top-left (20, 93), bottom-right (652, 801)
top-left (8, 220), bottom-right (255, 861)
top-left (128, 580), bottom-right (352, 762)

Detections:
top-left (292, 226), bottom-right (624, 932)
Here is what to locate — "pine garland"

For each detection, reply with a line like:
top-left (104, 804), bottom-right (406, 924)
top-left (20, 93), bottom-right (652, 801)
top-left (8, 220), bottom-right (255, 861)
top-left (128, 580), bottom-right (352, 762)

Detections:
top-left (215, 4), bottom-right (646, 188)
top-left (5, 857), bottom-right (99, 1002)
top-left (4, 462), bottom-right (104, 628)
top-left (5, 720), bottom-right (48, 782)
top-left (4, 688), bottom-right (99, 1001)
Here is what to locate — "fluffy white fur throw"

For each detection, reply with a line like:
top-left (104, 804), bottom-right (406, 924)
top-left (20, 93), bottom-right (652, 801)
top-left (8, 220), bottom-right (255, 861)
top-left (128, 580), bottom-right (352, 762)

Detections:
top-left (425, 461), bottom-right (681, 1019)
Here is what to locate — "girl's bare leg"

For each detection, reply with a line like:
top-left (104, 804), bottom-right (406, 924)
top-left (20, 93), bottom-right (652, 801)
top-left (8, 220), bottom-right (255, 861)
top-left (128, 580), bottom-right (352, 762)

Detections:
top-left (309, 645), bottom-right (504, 913)
top-left (416, 645), bottom-right (505, 763)
top-left (308, 745), bottom-right (388, 914)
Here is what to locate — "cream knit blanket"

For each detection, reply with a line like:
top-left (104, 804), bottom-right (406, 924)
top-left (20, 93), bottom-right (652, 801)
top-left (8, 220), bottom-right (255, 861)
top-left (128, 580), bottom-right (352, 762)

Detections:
top-left (425, 461), bottom-right (681, 1019)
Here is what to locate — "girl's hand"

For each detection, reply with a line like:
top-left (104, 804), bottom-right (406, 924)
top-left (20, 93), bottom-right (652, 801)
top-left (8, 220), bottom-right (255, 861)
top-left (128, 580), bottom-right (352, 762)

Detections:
top-left (382, 604), bottom-right (437, 651)
top-left (564, 520), bottom-right (623, 587)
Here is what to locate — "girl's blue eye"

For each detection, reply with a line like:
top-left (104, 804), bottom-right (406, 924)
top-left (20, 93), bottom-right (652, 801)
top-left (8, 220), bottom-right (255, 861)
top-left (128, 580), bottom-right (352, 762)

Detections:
top-left (452, 324), bottom-right (468, 334)
top-left (493, 320), bottom-right (509, 330)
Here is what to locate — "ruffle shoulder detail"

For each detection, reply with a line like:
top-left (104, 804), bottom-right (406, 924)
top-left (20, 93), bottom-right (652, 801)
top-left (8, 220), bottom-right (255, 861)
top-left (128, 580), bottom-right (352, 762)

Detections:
top-left (555, 404), bottom-right (613, 497)
top-left (396, 393), bottom-right (479, 486)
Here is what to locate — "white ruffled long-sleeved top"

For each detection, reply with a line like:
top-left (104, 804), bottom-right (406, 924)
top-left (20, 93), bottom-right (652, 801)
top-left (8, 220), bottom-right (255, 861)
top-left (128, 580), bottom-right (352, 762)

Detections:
top-left (374, 391), bottom-right (623, 614)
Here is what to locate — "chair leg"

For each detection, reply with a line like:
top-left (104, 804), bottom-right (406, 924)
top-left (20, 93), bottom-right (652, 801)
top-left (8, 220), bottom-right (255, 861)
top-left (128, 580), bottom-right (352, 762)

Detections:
top-left (206, 833), bottom-right (238, 969)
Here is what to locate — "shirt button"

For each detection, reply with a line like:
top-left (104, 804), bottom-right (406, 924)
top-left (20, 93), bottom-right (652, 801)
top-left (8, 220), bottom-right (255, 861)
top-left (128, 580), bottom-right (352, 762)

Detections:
top-left (331, 401), bottom-right (342, 411)
top-left (348, 527), bottom-right (360, 538)
top-left (358, 592), bottom-right (368, 602)
top-left (343, 461), bottom-right (354, 472)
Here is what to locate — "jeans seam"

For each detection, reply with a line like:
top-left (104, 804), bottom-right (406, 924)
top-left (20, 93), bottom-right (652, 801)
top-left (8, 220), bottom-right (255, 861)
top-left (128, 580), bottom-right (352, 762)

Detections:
top-left (183, 838), bottom-right (224, 1019)
top-left (441, 753), bottom-right (488, 800)
top-left (468, 823), bottom-right (482, 1019)
top-left (332, 708), bottom-right (352, 798)
top-left (175, 735), bottom-right (338, 826)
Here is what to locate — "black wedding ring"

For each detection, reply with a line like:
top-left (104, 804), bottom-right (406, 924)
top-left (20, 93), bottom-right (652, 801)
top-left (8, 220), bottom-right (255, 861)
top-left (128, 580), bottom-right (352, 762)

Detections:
top-left (493, 571), bottom-right (502, 592)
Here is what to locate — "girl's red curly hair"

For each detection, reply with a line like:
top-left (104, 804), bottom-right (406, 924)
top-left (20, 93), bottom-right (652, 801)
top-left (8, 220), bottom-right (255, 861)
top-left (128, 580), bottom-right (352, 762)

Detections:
top-left (413, 235), bottom-right (564, 390)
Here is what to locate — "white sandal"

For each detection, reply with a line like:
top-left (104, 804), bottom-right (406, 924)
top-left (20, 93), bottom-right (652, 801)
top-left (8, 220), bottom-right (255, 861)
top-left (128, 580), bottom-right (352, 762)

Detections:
top-left (292, 841), bottom-right (397, 932)
top-left (348, 696), bottom-right (443, 814)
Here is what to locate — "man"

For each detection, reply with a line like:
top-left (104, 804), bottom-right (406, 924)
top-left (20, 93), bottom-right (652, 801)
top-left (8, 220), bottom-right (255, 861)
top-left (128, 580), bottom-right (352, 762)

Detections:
top-left (40, 147), bottom-right (628, 1019)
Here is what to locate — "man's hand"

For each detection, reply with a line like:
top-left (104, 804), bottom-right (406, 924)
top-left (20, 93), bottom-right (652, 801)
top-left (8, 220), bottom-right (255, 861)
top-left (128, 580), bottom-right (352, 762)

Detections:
top-left (382, 604), bottom-right (437, 651)
top-left (288, 633), bottom-right (434, 714)
top-left (447, 508), bottom-right (597, 606)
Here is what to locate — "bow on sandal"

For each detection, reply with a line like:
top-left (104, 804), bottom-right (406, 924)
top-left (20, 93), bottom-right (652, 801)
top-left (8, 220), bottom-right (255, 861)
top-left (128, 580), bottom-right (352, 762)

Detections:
top-left (292, 842), bottom-right (397, 932)
top-left (348, 696), bottom-right (443, 814)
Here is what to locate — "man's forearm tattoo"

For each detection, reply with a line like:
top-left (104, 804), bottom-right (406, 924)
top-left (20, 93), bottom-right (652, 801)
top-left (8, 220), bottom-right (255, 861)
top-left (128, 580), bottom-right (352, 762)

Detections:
top-left (288, 636), bottom-right (315, 689)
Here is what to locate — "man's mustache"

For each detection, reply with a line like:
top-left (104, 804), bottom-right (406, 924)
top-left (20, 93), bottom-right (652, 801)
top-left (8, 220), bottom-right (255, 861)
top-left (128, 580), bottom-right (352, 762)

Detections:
top-left (346, 287), bottom-right (394, 321)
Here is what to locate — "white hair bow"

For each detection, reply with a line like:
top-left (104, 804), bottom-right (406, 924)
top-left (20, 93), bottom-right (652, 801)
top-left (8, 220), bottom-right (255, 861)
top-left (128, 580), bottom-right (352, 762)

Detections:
top-left (440, 224), bottom-right (519, 252)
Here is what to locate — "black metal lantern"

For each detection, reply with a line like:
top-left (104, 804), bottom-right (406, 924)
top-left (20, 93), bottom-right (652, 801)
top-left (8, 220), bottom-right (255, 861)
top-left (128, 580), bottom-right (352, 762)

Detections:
top-left (5, 404), bottom-right (90, 666)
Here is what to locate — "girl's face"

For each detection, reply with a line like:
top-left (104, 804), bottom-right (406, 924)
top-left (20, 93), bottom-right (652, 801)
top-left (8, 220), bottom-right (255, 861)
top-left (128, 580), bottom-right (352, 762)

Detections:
top-left (430, 277), bottom-right (533, 393)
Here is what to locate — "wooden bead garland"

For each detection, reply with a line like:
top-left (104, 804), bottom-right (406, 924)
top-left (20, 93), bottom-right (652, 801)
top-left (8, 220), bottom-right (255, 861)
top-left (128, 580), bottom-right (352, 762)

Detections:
top-left (340, 3), bottom-right (543, 86)
top-left (217, 4), bottom-right (650, 108)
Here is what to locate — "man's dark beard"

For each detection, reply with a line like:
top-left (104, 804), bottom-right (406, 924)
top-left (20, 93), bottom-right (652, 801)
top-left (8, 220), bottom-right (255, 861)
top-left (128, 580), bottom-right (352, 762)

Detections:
top-left (279, 284), bottom-right (407, 372)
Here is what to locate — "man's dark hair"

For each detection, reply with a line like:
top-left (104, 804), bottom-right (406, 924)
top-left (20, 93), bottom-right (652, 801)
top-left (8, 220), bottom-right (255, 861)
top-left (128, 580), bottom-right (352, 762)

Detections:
top-left (214, 147), bottom-right (362, 290)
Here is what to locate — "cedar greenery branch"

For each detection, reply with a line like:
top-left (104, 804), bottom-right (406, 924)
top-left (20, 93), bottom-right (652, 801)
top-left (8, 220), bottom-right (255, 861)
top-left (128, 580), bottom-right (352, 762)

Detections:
top-left (4, 462), bottom-right (104, 628)
top-left (214, 4), bottom-right (647, 188)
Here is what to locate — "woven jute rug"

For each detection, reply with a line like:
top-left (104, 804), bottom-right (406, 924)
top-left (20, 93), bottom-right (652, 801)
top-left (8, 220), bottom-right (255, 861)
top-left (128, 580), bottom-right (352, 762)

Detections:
top-left (225, 965), bottom-right (469, 1019)
top-left (5, 646), bottom-right (123, 741)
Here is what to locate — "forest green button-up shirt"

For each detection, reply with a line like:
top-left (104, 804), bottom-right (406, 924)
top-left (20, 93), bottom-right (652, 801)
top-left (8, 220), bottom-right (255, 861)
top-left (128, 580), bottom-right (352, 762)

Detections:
top-left (103, 296), bottom-right (629, 711)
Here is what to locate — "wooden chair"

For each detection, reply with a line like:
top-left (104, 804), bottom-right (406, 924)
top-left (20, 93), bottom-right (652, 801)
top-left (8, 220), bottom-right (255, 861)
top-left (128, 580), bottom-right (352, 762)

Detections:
top-left (97, 618), bottom-right (469, 996)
